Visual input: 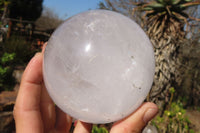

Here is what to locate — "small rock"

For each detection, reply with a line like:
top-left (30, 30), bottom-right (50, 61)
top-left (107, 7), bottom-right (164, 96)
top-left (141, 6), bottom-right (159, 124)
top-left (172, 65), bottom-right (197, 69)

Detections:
top-left (143, 124), bottom-right (158, 133)
top-left (13, 69), bottom-right (24, 83)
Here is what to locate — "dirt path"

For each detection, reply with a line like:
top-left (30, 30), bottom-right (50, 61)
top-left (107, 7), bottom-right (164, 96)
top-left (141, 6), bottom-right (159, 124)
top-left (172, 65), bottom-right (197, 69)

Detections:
top-left (186, 109), bottom-right (200, 132)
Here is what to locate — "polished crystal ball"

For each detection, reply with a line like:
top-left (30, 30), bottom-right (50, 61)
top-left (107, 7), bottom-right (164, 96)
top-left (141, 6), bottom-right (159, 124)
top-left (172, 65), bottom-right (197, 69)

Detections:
top-left (43, 10), bottom-right (155, 124)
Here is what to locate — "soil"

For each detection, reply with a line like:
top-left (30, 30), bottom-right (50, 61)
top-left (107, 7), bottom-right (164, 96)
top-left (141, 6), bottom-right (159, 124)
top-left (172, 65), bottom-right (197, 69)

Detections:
top-left (186, 109), bottom-right (200, 132)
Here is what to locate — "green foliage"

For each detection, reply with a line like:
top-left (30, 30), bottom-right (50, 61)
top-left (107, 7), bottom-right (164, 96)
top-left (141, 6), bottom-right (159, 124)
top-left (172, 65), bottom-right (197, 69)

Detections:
top-left (92, 125), bottom-right (108, 133)
top-left (170, 87), bottom-right (175, 93)
top-left (189, 129), bottom-right (195, 133)
top-left (135, 0), bottom-right (200, 13)
top-left (152, 101), bottom-right (192, 132)
top-left (0, 52), bottom-right (15, 91)
top-left (152, 87), bottom-right (194, 133)
top-left (133, 0), bottom-right (200, 37)
top-left (0, 35), bottom-right (38, 91)
top-left (1, 52), bottom-right (15, 64)
top-left (197, 107), bottom-right (200, 112)
top-left (2, 35), bottom-right (38, 65)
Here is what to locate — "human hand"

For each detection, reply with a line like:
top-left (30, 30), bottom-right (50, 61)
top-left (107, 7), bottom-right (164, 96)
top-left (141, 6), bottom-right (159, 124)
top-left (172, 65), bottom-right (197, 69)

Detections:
top-left (14, 50), bottom-right (158, 133)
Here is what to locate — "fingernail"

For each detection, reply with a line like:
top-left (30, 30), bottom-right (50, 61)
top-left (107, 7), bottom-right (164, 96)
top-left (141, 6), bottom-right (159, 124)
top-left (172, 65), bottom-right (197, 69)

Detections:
top-left (143, 108), bottom-right (158, 123)
top-left (34, 52), bottom-right (41, 57)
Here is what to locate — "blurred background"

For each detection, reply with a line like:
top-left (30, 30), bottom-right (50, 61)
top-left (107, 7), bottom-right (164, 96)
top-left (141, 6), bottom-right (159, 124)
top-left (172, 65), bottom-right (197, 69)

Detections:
top-left (0, 0), bottom-right (199, 132)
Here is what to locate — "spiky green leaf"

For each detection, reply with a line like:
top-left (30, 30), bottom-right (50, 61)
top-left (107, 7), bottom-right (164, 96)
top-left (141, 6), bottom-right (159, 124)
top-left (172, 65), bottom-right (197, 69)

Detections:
top-left (142, 7), bottom-right (154, 11)
top-left (184, 0), bottom-right (193, 2)
top-left (146, 2), bottom-right (165, 8)
top-left (172, 0), bottom-right (181, 5)
top-left (156, 0), bottom-right (165, 4)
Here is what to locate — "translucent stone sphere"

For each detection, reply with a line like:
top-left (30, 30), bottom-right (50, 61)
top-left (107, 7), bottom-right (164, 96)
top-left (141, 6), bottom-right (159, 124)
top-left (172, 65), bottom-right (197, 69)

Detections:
top-left (43, 10), bottom-right (155, 124)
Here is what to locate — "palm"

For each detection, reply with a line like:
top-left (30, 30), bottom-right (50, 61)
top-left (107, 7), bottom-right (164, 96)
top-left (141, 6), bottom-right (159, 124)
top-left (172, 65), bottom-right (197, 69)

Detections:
top-left (14, 52), bottom-right (158, 133)
top-left (40, 84), bottom-right (72, 133)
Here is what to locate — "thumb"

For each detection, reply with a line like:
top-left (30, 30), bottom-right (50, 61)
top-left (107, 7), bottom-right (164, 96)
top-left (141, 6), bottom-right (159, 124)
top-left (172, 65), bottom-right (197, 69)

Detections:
top-left (110, 102), bottom-right (158, 133)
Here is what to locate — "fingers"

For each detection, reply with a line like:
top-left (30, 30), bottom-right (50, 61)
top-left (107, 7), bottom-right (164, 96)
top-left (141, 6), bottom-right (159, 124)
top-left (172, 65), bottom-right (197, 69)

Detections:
top-left (74, 121), bottom-right (92, 133)
top-left (40, 42), bottom-right (58, 131)
top-left (14, 53), bottom-right (44, 133)
top-left (110, 102), bottom-right (158, 133)
top-left (42, 42), bottom-right (47, 53)
top-left (40, 83), bottom-right (56, 132)
top-left (55, 107), bottom-right (72, 132)
top-left (14, 43), bottom-right (73, 133)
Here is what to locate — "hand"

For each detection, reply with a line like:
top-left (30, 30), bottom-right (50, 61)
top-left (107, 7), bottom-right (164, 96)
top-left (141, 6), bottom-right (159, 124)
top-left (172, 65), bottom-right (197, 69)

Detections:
top-left (14, 50), bottom-right (158, 133)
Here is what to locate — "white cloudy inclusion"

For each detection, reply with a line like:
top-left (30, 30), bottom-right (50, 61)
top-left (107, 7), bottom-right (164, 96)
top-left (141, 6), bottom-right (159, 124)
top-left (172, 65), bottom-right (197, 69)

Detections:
top-left (43, 10), bottom-right (155, 123)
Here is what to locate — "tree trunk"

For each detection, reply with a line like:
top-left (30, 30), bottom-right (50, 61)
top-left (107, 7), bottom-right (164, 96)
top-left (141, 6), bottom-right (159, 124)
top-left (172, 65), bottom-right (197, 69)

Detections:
top-left (148, 33), bottom-right (183, 109)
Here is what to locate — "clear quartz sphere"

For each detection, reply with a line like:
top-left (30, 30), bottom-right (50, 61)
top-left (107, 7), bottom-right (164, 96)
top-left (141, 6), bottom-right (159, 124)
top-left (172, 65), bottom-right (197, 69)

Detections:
top-left (43, 10), bottom-right (155, 124)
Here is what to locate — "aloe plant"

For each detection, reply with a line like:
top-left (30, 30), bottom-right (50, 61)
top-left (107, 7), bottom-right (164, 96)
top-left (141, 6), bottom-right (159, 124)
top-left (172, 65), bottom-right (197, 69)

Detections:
top-left (133, 0), bottom-right (200, 106)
